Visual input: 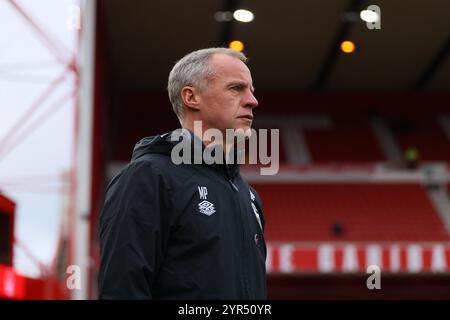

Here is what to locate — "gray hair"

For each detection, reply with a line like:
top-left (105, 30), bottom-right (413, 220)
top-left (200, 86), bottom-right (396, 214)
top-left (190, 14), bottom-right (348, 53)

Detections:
top-left (167, 48), bottom-right (247, 121)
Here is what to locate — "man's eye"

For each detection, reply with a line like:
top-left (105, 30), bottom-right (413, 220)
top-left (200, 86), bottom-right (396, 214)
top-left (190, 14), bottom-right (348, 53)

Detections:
top-left (231, 86), bottom-right (243, 91)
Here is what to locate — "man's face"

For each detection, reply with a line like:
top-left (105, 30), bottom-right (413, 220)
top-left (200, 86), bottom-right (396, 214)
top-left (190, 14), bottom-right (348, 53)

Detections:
top-left (197, 54), bottom-right (258, 134)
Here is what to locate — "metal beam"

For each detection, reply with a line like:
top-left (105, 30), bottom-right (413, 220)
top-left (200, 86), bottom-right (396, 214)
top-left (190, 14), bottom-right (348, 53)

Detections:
top-left (7, 0), bottom-right (72, 66)
top-left (311, 0), bottom-right (365, 91)
top-left (411, 35), bottom-right (450, 90)
top-left (0, 72), bottom-right (67, 157)
top-left (218, 0), bottom-right (240, 46)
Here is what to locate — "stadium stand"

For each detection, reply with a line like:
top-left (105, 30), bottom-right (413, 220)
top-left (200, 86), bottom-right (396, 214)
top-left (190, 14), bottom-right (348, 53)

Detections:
top-left (254, 183), bottom-right (450, 242)
top-left (303, 114), bottom-right (385, 162)
top-left (387, 115), bottom-right (450, 162)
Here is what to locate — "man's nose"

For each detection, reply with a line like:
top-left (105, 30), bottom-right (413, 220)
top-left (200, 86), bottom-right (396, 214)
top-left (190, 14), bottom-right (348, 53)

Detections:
top-left (245, 91), bottom-right (258, 109)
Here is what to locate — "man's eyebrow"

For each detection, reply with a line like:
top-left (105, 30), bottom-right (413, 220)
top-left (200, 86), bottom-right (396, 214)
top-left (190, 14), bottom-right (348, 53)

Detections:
top-left (227, 81), bottom-right (255, 92)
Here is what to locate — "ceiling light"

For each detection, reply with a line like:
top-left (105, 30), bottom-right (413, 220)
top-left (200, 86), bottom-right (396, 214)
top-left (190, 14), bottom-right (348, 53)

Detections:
top-left (233, 9), bottom-right (254, 23)
top-left (229, 40), bottom-right (245, 52)
top-left (360, 10), bottom-right (379, 23)
top-left (214, 11), bottom-right (233, 22)
top-left (340, 41), bottom-right (356, 53)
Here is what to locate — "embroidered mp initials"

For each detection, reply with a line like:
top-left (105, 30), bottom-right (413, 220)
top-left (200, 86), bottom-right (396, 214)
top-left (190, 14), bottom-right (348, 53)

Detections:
top-left (198, 186), bottom-right (208, 200)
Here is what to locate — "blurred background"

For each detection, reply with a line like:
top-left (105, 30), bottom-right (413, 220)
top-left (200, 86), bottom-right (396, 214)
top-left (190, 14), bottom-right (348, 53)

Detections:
top-left (0, 0), bottom-right (449, 299)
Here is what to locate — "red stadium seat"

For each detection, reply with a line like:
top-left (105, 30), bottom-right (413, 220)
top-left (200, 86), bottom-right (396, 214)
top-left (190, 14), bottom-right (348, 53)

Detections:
top-left (254, 183), bottom-right (450, 242)
top-left (389, 115), bottom-right (450, 162)
top-left (304, 115), bottom-right (385, 162)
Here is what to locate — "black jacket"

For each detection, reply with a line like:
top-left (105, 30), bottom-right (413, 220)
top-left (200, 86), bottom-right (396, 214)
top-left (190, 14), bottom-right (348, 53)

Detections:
top-left (98, 130), bottom-right (267, 299)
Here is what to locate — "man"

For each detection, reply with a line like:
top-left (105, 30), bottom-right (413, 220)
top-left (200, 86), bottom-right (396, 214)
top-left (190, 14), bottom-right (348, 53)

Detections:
top-left (98, 48), bottom-right (267, 299)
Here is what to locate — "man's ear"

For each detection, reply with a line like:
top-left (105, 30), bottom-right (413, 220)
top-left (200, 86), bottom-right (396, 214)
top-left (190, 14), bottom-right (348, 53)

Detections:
top-left (181, 86), bottom-right (201, 111)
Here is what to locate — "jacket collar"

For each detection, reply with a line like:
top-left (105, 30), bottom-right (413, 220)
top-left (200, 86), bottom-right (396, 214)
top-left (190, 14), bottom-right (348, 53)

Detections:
top-left (168, 128), bottom-right (241, 179)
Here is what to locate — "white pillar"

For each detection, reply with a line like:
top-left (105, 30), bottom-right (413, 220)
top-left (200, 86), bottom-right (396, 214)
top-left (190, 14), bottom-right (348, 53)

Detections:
top-left (73, 0), bottom-right (96, 300)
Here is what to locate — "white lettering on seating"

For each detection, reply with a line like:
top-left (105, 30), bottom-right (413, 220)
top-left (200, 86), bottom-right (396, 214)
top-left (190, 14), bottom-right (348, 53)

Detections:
top-left (342, 245), bottom-right (358, 272)
top-left (318, 244), bottom-right (334, 273)
top-left (279, 244), bottom-right (294, 273)
top-left (265, 244), bottom-right (273, 273)
top-left (431, 244), bottom-right (447, 272)
top-left (390, 245), bottom-right (401, 272)
top-left (407, 245), bottom-right (422, 273)
top-left (366, 245), bottom-right (382, 269)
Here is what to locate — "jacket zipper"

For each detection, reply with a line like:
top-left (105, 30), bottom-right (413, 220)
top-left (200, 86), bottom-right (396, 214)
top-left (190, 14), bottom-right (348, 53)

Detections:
top-left (228, 179), bottom-right (239, 191)
top-left (223, 167), bottom-right (251, 299)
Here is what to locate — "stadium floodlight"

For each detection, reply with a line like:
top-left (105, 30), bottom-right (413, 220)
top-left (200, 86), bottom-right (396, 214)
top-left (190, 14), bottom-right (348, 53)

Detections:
top-left (360, 10), bottom-right (379, 23)
top-left (214, 11), bottom-right (233, 22)
top-left (233, 9), bottom-right (254, 23)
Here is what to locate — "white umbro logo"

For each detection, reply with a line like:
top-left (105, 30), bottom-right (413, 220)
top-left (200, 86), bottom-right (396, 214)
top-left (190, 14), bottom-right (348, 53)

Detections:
top-left (198, 200), bottom-right (216, 216)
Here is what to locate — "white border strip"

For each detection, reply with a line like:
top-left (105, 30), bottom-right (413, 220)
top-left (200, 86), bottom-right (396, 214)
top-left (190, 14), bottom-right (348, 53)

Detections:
top-left (74, 0), bottom-right (96, 300)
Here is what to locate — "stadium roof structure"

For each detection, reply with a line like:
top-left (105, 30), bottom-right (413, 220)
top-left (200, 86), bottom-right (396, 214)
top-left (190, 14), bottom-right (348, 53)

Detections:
top-left (101, 0), bottom-right (450, 93)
